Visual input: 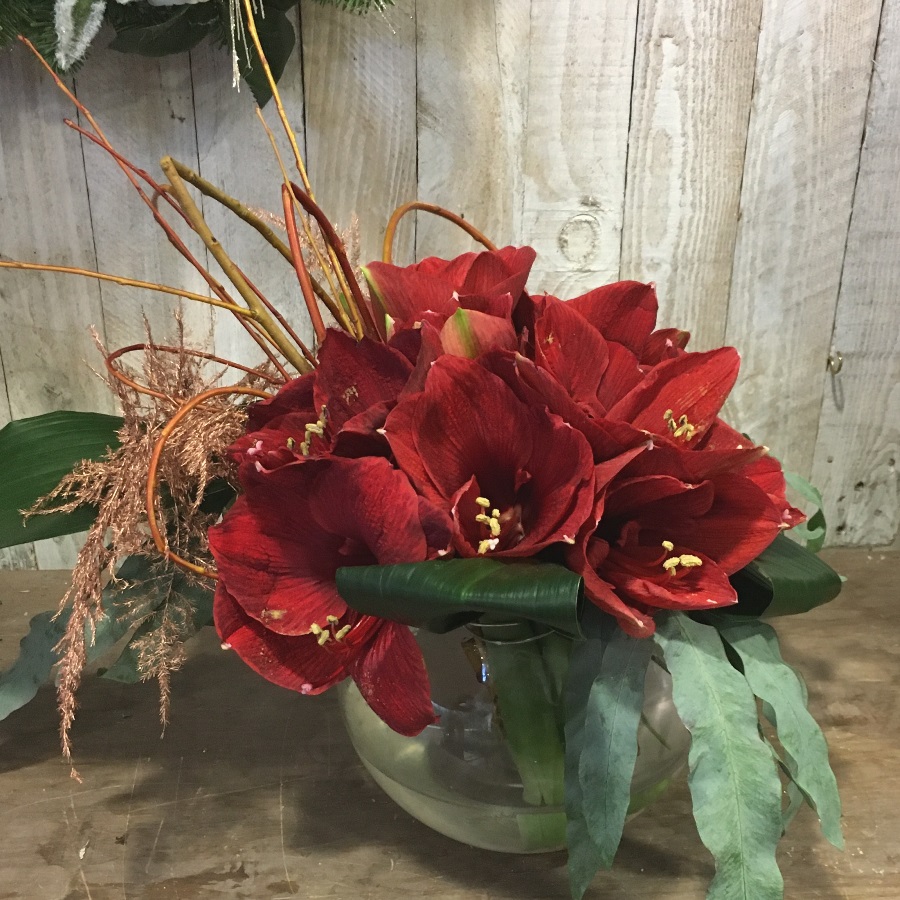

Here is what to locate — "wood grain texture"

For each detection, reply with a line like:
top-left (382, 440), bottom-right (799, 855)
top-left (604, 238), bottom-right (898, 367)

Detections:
top-left (0, 47), bottom-right (115, 570)
top-left (1, 549), bottom-right (898, 897)
top-left (811, 1), bottom-right (900, 548)
top-left (522, 1), bottom-right (638, 299)
top-left (303, 0), bottom-right (417, 268)
top-left (620, 0), bottom-right (763, 350)
top-left (73, 50), bottom-right (213, 355)
top-left (416, 0), bottom-right (532, 261)
top-left (723, 0), bottom-right (883, 477)
top-left (190, 20), bottom-right (313, 369)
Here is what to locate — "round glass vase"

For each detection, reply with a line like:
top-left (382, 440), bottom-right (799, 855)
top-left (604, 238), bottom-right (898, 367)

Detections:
top-left (339, 623), bottom-right (689, 854)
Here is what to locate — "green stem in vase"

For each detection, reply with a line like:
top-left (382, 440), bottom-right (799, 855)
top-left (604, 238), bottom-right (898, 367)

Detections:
top-left (477, 618), bottom-right (572, 848)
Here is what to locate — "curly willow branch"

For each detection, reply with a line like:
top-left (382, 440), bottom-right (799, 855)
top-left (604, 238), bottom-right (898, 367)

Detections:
top-left (382, 201), bottom-right (498, 264)
top-left (146, 385), bottom-right (273, 579)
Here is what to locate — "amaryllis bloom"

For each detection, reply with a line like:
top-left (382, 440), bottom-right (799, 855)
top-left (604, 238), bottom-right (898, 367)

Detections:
top-left (230, 330), bottom-right (414, 471)
top-left (364, 246), bottom-right (536, 330)
top-left (384, 355), bottom-right (596, 558)
top-left (566, 442), bottom-right (790, 636)
top-left (209, 455), bottom-right (452, 735)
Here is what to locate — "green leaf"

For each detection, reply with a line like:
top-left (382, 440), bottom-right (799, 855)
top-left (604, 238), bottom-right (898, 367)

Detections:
top-left (720, 620), bottom-right (843, 850)
top-left (563, 613), bottom-right (653, 898)
top-left (0, 411), bottom-right (122, 548)
top-left (231, 3), bottom-right (296, 107)
top-left (729, 533), bottom-right (842, 618)
top-left (335, 558), bottom-right (584, 638)
top-left (102, 569), bottom-right (214, 683)
top-left (655, 612), bottom-right (784, 900)
top-left (0, 555), bottom-right (157, 722)
top-left (108, 3), bottom-right (219, 57)
top-left (564, 608), bottom-right (617, 900)
top-left (783, 471), bottom-right (827, 552)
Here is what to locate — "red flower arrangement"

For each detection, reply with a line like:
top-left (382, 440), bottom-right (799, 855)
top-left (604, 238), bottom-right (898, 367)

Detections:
top-left (0, 22), bottom-right (844, 900)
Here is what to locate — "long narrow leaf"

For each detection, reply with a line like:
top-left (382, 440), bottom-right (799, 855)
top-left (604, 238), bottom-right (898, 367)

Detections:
top-left (655, 612), bottom-right (784, 900)
top-left (336, 558), bottom-right (584, 638)
top-left (721, 620), bottom-right (843, 849)
top-left (0, 411), bottom-right (122, 548)
top-left (579, 629), bottom-right (653, 866)
top-left (563, 608), bottom-right (617, 900)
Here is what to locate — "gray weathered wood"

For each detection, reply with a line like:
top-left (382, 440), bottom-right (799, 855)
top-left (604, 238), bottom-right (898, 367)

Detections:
top-left (416, 0), bottom-right (532, 261)
top-left (304, 0), bottom-right (418, 269)
top-left (723, 0), bottom-right (883, 476)
top-left (620, 0), bottom-right (763, 349)
top-left (811, 1), bottom-right (900, 547)
top-left (522, 1), bottom-right (639, 299)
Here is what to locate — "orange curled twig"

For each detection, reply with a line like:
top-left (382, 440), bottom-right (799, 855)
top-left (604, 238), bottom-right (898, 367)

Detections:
top-left (105, 343), bottom-right (284, 402)
top-left (146, 385), bottom-right (273, 580)
top-left (382, 201), bottom-right (497, 265)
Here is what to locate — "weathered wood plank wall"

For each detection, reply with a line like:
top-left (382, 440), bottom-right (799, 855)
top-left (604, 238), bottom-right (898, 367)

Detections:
top-left (0, 0), bottom-right (897, 569)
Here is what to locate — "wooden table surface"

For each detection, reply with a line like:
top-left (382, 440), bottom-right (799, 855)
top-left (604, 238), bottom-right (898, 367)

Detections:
top-left (1, 547), bottom-right (897, 899)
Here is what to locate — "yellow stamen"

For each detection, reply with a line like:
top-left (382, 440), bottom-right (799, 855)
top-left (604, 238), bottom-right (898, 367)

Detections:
top-left (309, 623), bottom-right (322, 635)
top-left (317, 629), bottom-right (331, 646)
top-left (326, 615), bottom-right (340, 624)
top-left (488, 518), bottom-right (501, 537)
top-left (286, 436), bottom-right (295, 450)
top-left (664, 409), bottom-right (697, 441)
top-left (661, 540), bottom-right (674, 551)
top-left (679, 554), bottom-right (703, 568)
top-left (334, 625), bottom-right (352, 641)
top-left (475, 513), bottom-right (492, 525)
top-left (662, 557), bottom-right (681, 574)
top-left (491, 509), bottom-right (501, 519)
top-left (475, 497), bottom-right (491, 508)
top-left (478, 538), bottom-right (499, 555)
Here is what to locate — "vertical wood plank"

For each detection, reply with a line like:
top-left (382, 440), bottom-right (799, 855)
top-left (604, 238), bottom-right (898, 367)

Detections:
top-left (303, 0), bottom-right (417, 268)
top-left (73, 51), bottom-right (213, 354)
top-left (0, 47), bottom-right (115, 570)
top-left (811, 1), bottom-right (900, 547)
top-left (416, 0), bottom-right (532, 261)
top-left (723, 0), bottom-right (882, 475)
top-left (522, 0), bottom-right (639, 298)
top-left (190, 21), bottom-right (313, 370)
top-left (620, 0), bottom-right (763, 348)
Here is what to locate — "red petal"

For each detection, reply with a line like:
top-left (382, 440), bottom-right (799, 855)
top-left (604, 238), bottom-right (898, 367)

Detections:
top-left (363, 262), bottom-right (459, 324)
top-left (568, 281), bottom-right (658, 354)
top-left (641, 328), bottom-right (690, 365)
top-left (347, 621), bottom-right (437, 736)
top-left (608, 347), bottom-right (740, 439)
top-left (214, 585), bottom-right (346, 694)
top-left (439, 307), bottom-right (517, 358)
top-left (246, 373), bottom-right (316, 432)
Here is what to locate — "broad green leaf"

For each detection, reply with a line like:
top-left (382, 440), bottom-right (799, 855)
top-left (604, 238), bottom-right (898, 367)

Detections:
top-left (783, 471), bottom-right (827, 552)
top-left (0, 555), bottom-right (157, 722)
top-left (655, 612), bottom-right (784, 900)
top-left (102, 571), bottom-right (214, 683)
top-left (336, 558), bottom-right (584, 638)
top-left (729, 533), bottom-right (842, 618)
top-left (578, 627), bottom-right (653, 870)
top-left (0, 411), bottom-right (122, 549)
top-left (108, 3), bottom-right (219, 57)
top-left (720, 620), bottom-right (843, 849)
top-left (54, 0), bottom-right (106, 68)
top-left (564, 607), bottom-right (617, 900)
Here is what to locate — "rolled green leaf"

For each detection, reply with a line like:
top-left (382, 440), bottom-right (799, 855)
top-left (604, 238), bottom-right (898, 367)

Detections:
top-left (729, 533), bottom-right (842, 618)
top-left (0, 411), bottom-right (122, 549)
top-left (655, 612), bottom-right (784, 900)
top-left (720, 620), bottom-right (843, 850)
top-left (783, 471), bottom-right (827, 552)
top-left (336, 558), bottom-right (584, 638)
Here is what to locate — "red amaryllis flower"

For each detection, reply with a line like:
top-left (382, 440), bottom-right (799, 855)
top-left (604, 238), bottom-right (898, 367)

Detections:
top-left (231, 330), bottom-right (414, 471)
top-left (209, 455), bottom-right (452, 735)
top-left (566, 442), bottom-right (788, 636)
top-left (364, 246), bottom-right (536, 329)
top-left (384, 355), bottom-right (596, 558)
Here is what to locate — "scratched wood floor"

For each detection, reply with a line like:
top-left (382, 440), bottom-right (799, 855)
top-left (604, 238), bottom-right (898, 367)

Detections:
top-left (0, 547), bottom-right (896, 899)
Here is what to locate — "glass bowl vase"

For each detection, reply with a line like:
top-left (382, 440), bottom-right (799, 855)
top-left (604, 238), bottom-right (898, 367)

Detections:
top-left (339, 624), bottom-right (689, 854)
